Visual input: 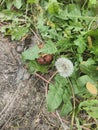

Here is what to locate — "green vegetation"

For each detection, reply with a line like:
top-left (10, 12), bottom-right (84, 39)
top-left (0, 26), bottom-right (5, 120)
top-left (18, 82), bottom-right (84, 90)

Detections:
top-left (0, 0), bottom-right (98, 129)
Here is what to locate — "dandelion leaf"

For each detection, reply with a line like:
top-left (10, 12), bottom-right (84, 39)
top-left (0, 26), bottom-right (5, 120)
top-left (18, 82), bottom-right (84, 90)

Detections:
top-left (79, 100), bottom-right (98, 118)
top-left (46, 84), bottom-right (63, 111)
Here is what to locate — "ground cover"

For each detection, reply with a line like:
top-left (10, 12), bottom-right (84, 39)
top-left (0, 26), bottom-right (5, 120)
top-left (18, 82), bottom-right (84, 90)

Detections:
top-left (0, 0), bottom-right (98, 129)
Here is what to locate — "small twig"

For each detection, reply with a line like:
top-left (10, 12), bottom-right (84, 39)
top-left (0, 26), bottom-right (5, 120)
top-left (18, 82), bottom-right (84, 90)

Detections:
top-left (81, 0), bottom-right (88, 9)
top-left (0, 0), bottom-right (5, 5)
top-left (51, 112), bottom-right (69, 124)
top-left (47, 71), bottom-right (58, 85)
top-left (56, 111), bottom-right (69, 130)
top-left (45, 71), bottom-right (58, 96)
top-left (83, 122), bottom-right (98, 126)
top-left (35, 73), bottom-right (50, 84)
top-left (0, 60), bottom-right (16, 66)
top-left (80, 126), bottom-right (90, 130)
top-left (25, 3), bottom-right (28, 23)
top-left (30, 28), bottom-right (43, 44)
top-left (51, 112), bottom-right (91, 130)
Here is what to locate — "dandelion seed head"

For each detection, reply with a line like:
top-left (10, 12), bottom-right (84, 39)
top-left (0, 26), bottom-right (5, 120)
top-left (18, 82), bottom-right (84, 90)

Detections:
top-left (55, 58), bottom-right (74, 78)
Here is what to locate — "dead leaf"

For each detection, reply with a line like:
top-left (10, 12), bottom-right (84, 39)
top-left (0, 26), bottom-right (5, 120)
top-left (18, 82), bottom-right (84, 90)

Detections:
top-left (81, 61), bottom-right (86, 64)
top-left (86, 82), bottom-right (97, 95)
top-left (96, 67), bottom-right (98, 70)
top-left (87, 36), bottom-right (92, 48)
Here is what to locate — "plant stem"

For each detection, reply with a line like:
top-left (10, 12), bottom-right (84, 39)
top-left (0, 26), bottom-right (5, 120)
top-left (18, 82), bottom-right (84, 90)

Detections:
top-left (67, 77), bottom-right (75, 127)
top-left (30, 28), bottom-right (43, 44)
top-left (88, 17), bottom-right (96, 30)
top-left (1, 0), bottom-right (5, 5)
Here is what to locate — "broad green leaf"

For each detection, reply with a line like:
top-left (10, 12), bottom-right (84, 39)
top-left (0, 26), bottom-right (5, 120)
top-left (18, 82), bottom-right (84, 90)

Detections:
top-left (70, 78), bottom-right (81, 95)
top-left (28, 61), bottom-right (48, 73)
top-left (80, 64), bottom-right (98, 81)
top-left (47, 84), bottom-right (63, 111)
top-left (6, 0), bottom-right (13, 9)
top-left (77, 75), bottom-right (95, 87)
top-left (0, 10), bottom-right (22, 21)
top-left (40, 42), bottom-right (57, 54)
top-left (22, 46), bottom-right (39, 61)
top-left (74, 36), bottom-right (86, 54)
top-left (11, 26), bottom-right (29, 40)
top-left (81, 58), bottom-right (95, 66)
top-left (63, 90), bottom-right (71, 103)
top-left (92, 46), bottom-right (98, 55)
top-left (60, 101), bottom-right (72, 116)
top-left (14, 0), bottom-right (22, 9)
top-left (54, 74), bottom-right (68, 86)
top-left (89, 0), bottom-right (96, 5)
top-left (22, 42), bottom-right (57, 61)
top-left (79, 100), bottom-right (98, 118)
top-left (87, 29), bottom-right (98, 37)
top-left (67, 4), bottom-right (81, 16)
top-left (58, 4), bottom-right (81, 20)
top-left (76, 75), bottom-right (95, 96)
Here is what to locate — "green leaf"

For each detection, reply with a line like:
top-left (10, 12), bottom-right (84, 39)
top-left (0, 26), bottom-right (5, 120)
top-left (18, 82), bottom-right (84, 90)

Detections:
top-left (22, 45), bottom-right (39, 61)
top-left (28, 61), bottom-right (48, 73)
top-left (74, 36), bottom-right (86, 54)
top-left (22, 42), bottom-right (57, 61)
top-left (55, 74), bottom-right (68, 86)
top-left (80, 64), bottom-right (98, 81)
top-left (87, 29), bottom-right (98, 37)
top-left (92, 45), bottom-right (98, 55)
top-left (89, 0), bottom-right (96, 4)
top-left (60, 101), bottom-right (72, 116)
top-left (81, 58), bottom-right (95, 66)
top-left (67, 4), bottom-right (81, 16)
top-left (89, 0), bottom-right (97, 5)
top-left (57, 4), bottom-right (81, 20)
top-left (63, 90), bottom-right (71, 103)
top-left (47, 0), bottom-right (60, 14)
top-left (56, 38), bottom-right (71, 53)
top-left (6, 0), bottom-right (13, 9)
top-left (76, 75), bottom-right (95, 96)
top-left (62, 89), bottom-right (73, 114)
top-left (27, 0), bottom-right (39, 4)
top-left (40, 41), bottom-right (57, 54)
top-left (14, 0), bottom-right (22, 9)
top-left (0, 10), bottom-right (22, 21)
top-left (76, 118), bottom-right (82, 130)
top-left (47, 84), bottom-right (63, 111)
top-left (11, 26), bottom-right (29, 40)
top-left (77, 75), bottom-right (95, 87)
top-left (79, 100), bottom-right (98, 118)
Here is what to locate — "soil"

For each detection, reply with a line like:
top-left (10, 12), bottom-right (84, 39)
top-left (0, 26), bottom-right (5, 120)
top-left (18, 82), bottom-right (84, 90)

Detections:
top-left (0, 34), bottom-right (67, 130)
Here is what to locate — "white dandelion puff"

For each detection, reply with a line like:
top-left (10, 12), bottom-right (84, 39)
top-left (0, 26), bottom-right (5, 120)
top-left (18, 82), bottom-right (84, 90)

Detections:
top-left (55, 58), bottom-right (74, 78)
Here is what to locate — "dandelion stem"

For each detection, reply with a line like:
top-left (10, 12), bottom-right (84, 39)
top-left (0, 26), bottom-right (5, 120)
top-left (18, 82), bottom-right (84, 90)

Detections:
top-left (67, 77), bottom-right (75, 127)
